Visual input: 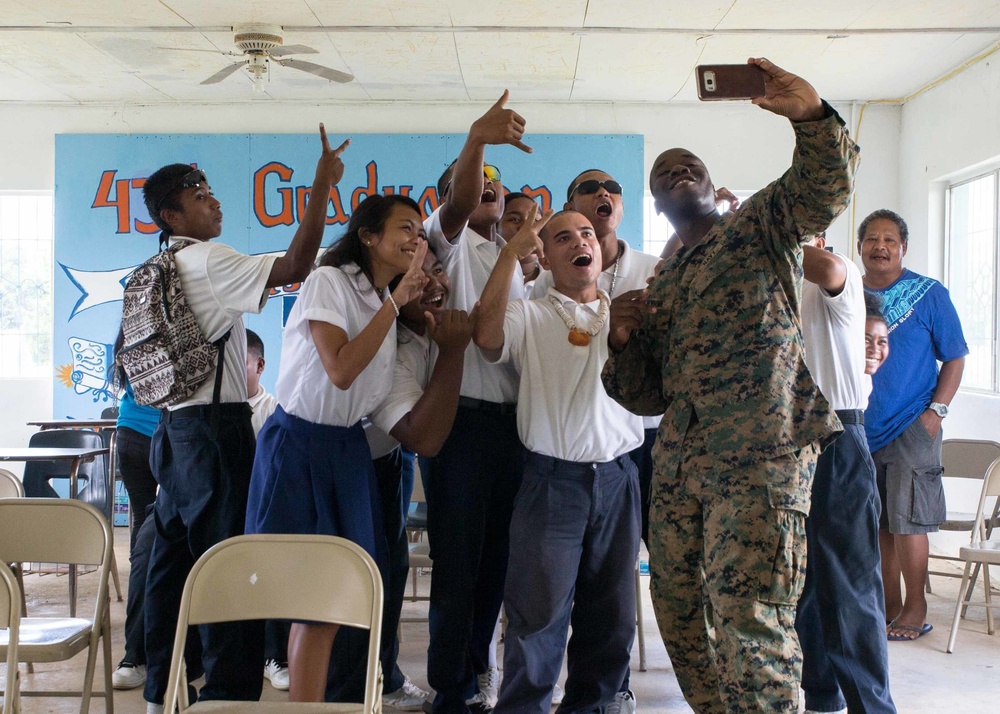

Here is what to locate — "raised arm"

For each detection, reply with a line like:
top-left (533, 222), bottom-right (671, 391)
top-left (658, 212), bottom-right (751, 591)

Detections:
top-left (802, 244), bottom-right (847, 296)
top-left (438, 90), bottom-right (532, 241)
top-left (748, 58), bottom-right (860, 245)
top-left (601, 289), bottom-right (668, 416)
top-left (268, 125), bottom-right (350, 288)
top-left (389, 309), bottom-right (475, 455)
top-left (310, 242), bottom-right (428, 390)
top-left (473, 204), bottom-right (549, 352)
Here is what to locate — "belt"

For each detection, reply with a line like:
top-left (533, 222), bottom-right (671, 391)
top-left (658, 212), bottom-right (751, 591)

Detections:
top-left (163, 402), bottom-right (252, 423)
top-left (457, 396), bottom-right (518, 416)
top-left (835, 409), bottom-right (865, 426)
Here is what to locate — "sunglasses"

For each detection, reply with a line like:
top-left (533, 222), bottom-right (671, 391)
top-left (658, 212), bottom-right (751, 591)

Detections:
top-left (569, 179), bottom-right (623, 200)
top-left (154, 169), bottom-right (208, 215)
top-left (443, 165), bottom-right (502, 197)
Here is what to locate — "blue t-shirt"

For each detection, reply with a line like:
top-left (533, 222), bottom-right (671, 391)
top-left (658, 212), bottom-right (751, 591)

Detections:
top-left (116, 383), bottom-right (161, 438)
top-left (865, 269), bottom-right (968, 453)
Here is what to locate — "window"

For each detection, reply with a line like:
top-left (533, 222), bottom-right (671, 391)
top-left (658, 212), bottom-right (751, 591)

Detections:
top-left (642, 190), bottom-right (753, 257)
top-left (947, 171), bottom-right (998, 392)
top-left (0, 193), bottom-right (54, 379)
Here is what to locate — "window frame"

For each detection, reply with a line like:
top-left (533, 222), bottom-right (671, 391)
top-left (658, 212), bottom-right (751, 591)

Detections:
top-left (0, 190), bottom-right (55, 380)
top-left (945, 168), bottom-right (1000, 395)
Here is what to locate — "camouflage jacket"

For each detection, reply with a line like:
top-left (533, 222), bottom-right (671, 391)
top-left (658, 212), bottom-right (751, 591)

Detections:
top-left (602, 106), bottom-right (859, 476)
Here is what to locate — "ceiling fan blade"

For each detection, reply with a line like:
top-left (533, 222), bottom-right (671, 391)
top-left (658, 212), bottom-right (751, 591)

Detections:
top-left (200, 61), bottom-right (247, 85)
top-left (156, 46), bottom-right (240, 56)
top-left (275, 58), bottom-right (353, 83)
top-left (269, 44), bottom-right (318, 57)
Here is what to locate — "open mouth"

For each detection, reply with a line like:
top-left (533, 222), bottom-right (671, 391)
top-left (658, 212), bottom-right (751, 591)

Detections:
top-left (571, 254), bottom-right (593, 267)
top-left (670, 175), bottom-right (696, 190)
top-left (596, 202), bottom-right (612, 218)
top-left (482, 188), bottom-right (497, 203)
top-left (424, 293), bottom-right (445, 306)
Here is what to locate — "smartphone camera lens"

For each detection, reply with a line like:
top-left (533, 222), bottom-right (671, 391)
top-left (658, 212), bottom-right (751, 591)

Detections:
top-left (704, 71), bottom-right (716, 92)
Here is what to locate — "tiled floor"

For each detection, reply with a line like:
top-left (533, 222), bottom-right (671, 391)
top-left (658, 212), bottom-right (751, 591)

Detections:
top-left (3, 527), bottom-right (999, 712)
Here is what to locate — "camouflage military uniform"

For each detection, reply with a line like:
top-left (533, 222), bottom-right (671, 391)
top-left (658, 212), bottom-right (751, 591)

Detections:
top-left (602, 107), bottom-right (859, 712)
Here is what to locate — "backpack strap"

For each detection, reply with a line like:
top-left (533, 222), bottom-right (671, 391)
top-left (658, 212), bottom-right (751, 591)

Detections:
top-left (209, 329), bottom-right (232, 440)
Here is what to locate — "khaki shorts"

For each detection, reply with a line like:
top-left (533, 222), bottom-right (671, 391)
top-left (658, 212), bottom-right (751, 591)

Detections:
top-left (872, 418), bottom-right (946, 535)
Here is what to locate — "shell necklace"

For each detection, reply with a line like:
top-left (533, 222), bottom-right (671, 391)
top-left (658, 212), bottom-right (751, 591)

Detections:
top-left (548, 290), bottom-right (611, 347)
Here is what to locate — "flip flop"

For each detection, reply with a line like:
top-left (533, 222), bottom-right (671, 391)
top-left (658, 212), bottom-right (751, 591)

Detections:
top-left (887, 621), bottom-right (933, 641)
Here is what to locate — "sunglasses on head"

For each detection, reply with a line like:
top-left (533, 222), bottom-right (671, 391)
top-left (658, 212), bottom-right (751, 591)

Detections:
top-left (154, 169), bottom-right (208, 215)
top-left (569, 179), bottom-right (623, 200)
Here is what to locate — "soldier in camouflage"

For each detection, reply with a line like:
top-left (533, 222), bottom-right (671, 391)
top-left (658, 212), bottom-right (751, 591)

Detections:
top-left (602, 58), bottom-right (860, 712)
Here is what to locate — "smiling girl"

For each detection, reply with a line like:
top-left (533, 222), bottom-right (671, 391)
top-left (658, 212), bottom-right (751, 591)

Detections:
top-left (245, 193), bottom-right (428, 702)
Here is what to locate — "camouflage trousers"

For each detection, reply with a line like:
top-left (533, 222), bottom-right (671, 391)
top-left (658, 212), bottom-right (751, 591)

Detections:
top-left (648, 441), bottom-right (819, 713)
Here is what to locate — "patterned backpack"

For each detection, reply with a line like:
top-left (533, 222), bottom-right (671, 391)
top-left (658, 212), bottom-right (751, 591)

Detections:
top-left (117, 242), bottom-right (228, 408)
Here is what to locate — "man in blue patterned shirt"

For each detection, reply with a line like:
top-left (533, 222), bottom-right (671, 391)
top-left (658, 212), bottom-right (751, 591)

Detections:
top-left (859, 208), bottom-right (968, 642)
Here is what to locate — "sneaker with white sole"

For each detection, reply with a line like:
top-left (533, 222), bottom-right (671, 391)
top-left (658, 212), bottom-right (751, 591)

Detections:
top-left (383, 676), bottom-right (430, 711)
top-left (473, 665), bottom-right (500, 709)
top-left (112, 661), bottom-right (147, 690)
top-left (606, 689), bottom-right (636, 714)
top-left (551, 683), bottom-right (564, 706)
top-left (264, 659), bottom-right (290, 691)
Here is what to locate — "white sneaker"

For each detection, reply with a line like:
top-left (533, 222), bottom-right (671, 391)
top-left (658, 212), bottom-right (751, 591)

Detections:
top-left (474, 665), bottom-right (500, 709)
top-left (606, 689), bottom-right (636, 714)
top-left (112, 661), bottom-right (147, 690)
top-left (263, 659), bottom-right (290, 691)
top-left (146, 704), bottom-right (164, 714)
top-left (551, 683), bottom-right (564, 706)
top-left (383, 676), bottom-right (430, 711)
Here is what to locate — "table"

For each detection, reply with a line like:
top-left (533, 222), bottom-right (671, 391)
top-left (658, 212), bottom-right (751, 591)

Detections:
top-left (0, 446), bottom-right (110, 616)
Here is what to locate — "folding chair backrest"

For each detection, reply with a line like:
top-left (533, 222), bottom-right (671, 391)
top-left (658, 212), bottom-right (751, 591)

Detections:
top-left (942, 439), bottom-right (1000, 480)
top-left (167, 534), bottom-right (383, 712)
top-left (22, 429), bottom-right (112, 520)
top-left (185, 535), bottom-right (381, 628)
top-left (0, 498), bottom-right (111, 570)
top-left (0, 469), bottom-right (23, 499)
top-left (971, 459), bottom-right (1000, 544)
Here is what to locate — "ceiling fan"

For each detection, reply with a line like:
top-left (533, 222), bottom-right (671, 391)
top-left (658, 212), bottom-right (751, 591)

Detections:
top-left (160, 24), bottom-right (354, 90)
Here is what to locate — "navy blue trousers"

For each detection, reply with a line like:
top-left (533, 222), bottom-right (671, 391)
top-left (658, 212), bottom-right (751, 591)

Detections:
top-left (426, 405), bottom-right (525, 713)
top-left (496, 453), bottom-right (640, 714)
top-left (795, 423), bottom-right (896, 713)
top-left (144, 403), bottom-right (264, 705)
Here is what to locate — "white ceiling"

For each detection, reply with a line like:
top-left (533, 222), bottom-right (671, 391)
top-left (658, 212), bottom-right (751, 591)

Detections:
top-left (2, 0), bottom-right (1000, 104)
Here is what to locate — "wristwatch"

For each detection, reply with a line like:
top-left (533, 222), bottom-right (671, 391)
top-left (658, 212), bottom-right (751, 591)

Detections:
top-left (928, 402), bottom-right (949, 418)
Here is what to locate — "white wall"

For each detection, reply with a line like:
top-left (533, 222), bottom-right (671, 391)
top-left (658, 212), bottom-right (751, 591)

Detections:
top-left (0, 94), bottom-right (902, 448)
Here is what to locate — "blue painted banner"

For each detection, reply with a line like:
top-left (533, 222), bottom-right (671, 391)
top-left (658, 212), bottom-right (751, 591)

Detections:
top-left (54, 132), bottom-right (643, 418)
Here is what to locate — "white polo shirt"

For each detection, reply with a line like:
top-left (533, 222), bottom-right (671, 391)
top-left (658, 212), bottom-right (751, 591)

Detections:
top-left (532, 239), bottom-right (662, 430)
top-left (486, 288), bottom-right (644, 463)
top-left (370, 326), bottom-right (437, 438)
top-left (425, 207), bottom-right (524, 403)
top-left (275, 264), bottom-right (396, 427)
top-left (801, 253), bottom-right (871, 411)
top-left (169, 238), bottom-right (277, 409)
top-left (248, 385), bottom-right (278, 436)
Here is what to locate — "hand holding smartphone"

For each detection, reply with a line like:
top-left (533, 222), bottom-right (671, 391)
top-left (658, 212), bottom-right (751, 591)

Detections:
top-left (696, 64), bottom-right (766, 101)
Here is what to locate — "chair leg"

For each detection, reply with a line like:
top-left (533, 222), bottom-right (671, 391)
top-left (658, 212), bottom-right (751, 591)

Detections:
top-left (12, 564), bottom-right (33, 675)
top-left (103, 610), bottom-right (115, 714)
top-left (984, 564), bottom-right (995, 636)
top-left (961, 563), bottom-right (983, 619)
top-left (925, 571), bottom-right (932, 594)
top-left (947, 561), bottom-right (974, 653)
top-left (634, 560), bottom-right (646, 672)
top-left (109, 549), bottom-right (123, 602)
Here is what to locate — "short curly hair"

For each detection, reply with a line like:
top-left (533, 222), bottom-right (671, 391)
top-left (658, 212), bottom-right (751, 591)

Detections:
top-left (858, 209), bottom-right (908, 245)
